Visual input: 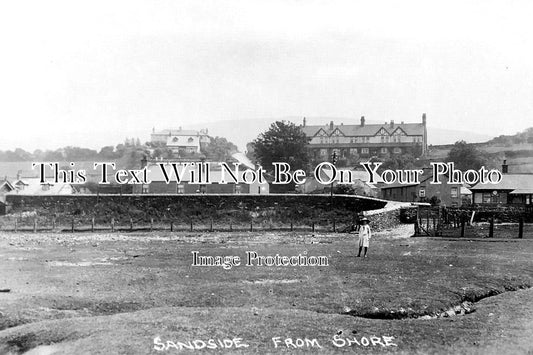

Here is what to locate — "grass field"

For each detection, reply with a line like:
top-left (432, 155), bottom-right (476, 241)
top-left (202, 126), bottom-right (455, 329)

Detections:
top-left (1, 228), bottom-right (532, 354)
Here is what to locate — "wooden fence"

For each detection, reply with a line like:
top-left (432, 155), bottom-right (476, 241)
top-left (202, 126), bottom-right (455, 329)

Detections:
top-left (414, 206), bottom-right (529, 239)
top-left (0, 217), bottom-right (357, 234)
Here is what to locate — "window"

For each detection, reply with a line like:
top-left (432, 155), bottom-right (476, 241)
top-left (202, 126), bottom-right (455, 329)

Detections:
top-left (361, 147), bottom-right (369, 154)
top-left (235, 185), bottom-right (242, 194)
top-left (526, 195), bottom-right (531, 205)
top-left (320, 149), bottom-right (327, 156)
top-left (380, 147), bottom-right (388, 154)
top-left (188, 137), bottom-right (194, 143)
top-left (177, 184), bottom-right (185, 194)
top-left (393, 147), bottom-right (401, 154)
top-left (451, 187), bottom-right (458, 198)
top-left (172, 137), bottom-right (179, 142)
top-left (419, 188), bottom-right (426, 198)
top-left (349, 148), bottom-right (358, 155)
top-left (142, 185), bottom-right (149, 194)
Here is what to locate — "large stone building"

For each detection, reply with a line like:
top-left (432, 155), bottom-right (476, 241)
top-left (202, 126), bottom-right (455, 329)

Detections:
top-left (301, 114), bottom-right (428, 166)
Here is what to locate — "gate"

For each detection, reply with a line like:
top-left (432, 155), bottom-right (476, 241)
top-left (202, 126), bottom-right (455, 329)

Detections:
top-left (414, 205), bottom-right (441, 237)
top-left (413, 206), bottom-right (469, 237)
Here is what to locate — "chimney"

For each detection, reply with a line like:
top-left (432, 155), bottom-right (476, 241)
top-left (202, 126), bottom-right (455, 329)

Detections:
top-left (502, 160), bottom-right (508, 174)
top-left (303, 117), bottom-right (306, 127)
top-left (360, 116), bottom-right (365, 127)
top-left (422, 113), bottom-right (426, 126)
top-left (152, 127), bottom-right (155, 133)
top-left (390, 120), bottom-right (394, 128)
top-left (16, 170), bottom-right (21, 180)
top-left (401, 121), bottom-right (404, 124)
top-left (329, 121), bottom-right (334, 130)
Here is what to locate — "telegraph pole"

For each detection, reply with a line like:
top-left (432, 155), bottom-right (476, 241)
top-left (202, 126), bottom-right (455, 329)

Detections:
top-left (330, 150), bottom-right (338, 202)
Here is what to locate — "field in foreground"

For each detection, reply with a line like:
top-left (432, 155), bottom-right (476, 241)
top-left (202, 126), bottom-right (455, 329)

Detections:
top-left (0, 227), bottom-right (532, 354)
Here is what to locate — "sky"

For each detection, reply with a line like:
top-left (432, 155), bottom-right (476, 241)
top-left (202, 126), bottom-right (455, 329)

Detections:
top-left (1, 0), bottom-right (533, 151)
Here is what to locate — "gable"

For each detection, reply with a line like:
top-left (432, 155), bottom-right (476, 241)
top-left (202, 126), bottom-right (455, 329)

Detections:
top-left (391, 127), bottom-right (408, 136)
top-left (331, 128), bottom-right (345, 137)
top-left (0, 181), bottom-right (14, 193)
top-left (314, 128), bottom-right (328, 137)
top-left (375, 127), bottom-right (391, 136)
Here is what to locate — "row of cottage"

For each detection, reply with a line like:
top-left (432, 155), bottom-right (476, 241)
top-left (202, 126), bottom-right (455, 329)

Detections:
top-left (1, 158), bottom-right (532, 211)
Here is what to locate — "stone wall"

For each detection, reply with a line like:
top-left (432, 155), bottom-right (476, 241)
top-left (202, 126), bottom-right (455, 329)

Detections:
top-left (363, 202), bottom-right (413, 231)
top-left (5, 194), bottom-right (387, 226)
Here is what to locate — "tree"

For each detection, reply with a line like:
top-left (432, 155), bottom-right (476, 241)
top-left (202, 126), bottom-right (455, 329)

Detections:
top-left (376, 153), bottom-right (417, 172)
top-left (251, 121), bottom-right (309, 171)
top-left (62, 146), bottom-right (99, 161)
top-left (99, 146), bottom-right (117, 159)
top-left (445, 141), bottom-right (488, 171)
top-left (201, 136), bottom-right (238, 161)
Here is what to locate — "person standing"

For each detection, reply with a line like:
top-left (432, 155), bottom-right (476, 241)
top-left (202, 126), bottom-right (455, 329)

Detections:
top-left (357, 217), bottom-right (371, 257)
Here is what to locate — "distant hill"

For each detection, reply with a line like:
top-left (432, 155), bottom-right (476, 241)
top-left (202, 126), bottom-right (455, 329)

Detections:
top-left (189, 117), bottom-right (493, 151)
top-left (426, 127), bottom-right (492, 145)
top-left (428, 127), bottom-right (533, 173)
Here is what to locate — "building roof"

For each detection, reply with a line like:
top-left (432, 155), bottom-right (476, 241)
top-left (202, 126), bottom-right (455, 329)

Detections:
top-left (152, 129), bottom-right (206, 136)
top-left (302, 122), bottom-right (425, 137)
top-left (469, 174), bottom-right (533, 193)
top-left (379, 182), bottom-right (419, 189)
top-left (460, 186), bottom-right (472, 195)
top-left (8, 178), bottom-right (76, 195)
top-left (231, 152), bottom-right (255, 170)
top-left (145, 161), bottom-right (268, 184)
top-left (0, 180), bottom-right (14, 189)
top-left (379, 173), bottom-right (462, 190)
top-left (511, 188), bottom-right (533, 194)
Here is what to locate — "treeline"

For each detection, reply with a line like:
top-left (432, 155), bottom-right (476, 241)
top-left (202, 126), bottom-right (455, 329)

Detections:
top-left (0, 138), bottom-right (146, 163)
top-left (0, 136), bottom-right (239, 167)
top-left (487, 127), bottom-right (533, 145)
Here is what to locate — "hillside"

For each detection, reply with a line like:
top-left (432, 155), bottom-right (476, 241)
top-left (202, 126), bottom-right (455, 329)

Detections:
top-left (427, 127), bottom-right (533, 173)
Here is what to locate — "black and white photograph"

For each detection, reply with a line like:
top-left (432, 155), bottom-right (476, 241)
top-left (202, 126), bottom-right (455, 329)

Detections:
top-left (1, 1), bottom-right (532, 354)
